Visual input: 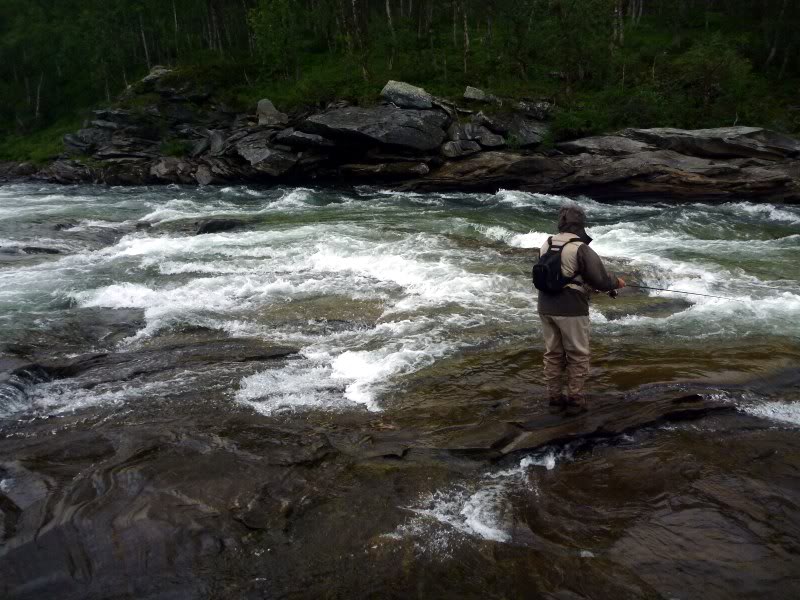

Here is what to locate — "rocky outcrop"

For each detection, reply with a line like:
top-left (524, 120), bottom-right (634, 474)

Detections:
top-left (464, 85), bottom-right (500, 104)
top-left (0, 161), bottom-right (37, 181)
top-left (380, 80), bottom-right (433, 109)
top-left (622, 126), bottom-right (800, 161)
top-left (403, 131), bottom-right (800, 201)
top-left (256, 99), bottom-right (289, 127)
top-left (7, 70), bottom-right (800, 202)
top-left (301, 106), bottom-right (449, 152)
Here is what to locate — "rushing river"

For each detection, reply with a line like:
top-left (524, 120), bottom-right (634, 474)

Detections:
top-left (1, 184), bottom-right (799, 599)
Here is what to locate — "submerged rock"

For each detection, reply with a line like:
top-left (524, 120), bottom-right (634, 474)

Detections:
top-left (195, 219), bottom-right (246, 235)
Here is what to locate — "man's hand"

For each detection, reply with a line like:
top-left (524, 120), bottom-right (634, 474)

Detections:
top-left (616, 277), bottom-right (626, 289)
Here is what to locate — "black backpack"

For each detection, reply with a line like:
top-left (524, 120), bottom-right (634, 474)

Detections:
top-left (532, 236), bottom-right (582, 293)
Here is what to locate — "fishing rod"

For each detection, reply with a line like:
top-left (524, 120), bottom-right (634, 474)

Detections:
top-left (620, 284), bottom-right (736, 301)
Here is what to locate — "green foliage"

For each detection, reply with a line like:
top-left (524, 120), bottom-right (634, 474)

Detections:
top-left (2, 0), bottom-right (800, 144)
top-left (0, 119), bottom-right (81, 163)
top-left (160, 138), bottom-right (192, 157)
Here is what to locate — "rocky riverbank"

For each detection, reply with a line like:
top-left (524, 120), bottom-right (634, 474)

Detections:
top-left (2, 67), bottom-right (800, 202)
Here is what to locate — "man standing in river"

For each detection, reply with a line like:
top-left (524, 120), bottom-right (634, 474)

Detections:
top-left (537, 205), bottom-right (625, 413)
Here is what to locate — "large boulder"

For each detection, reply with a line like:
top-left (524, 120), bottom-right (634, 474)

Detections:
top-left (234, 130), bottom-right (297, 176)
top-left (340, 161), bottom-right (430, 179)
top-left (34, 160), bottom-right (95, 184)
top-left (196, 157), bottom-right (241, 184)
top-left (447, 123), bottom-right (505, 148)
top-left (472, 112), bottom-right (548, 148)
top-left (407, 152), bottom-right (569, 192)
top-left (64, 128), bottom-right (113, 154)
top-left (463, 86), bottom-right (500, 104)
top-left (557, 135), bottom-right (655, 156)
top-left (380, 80), bottom-right (433, 109)
top-left (622, 127), bottom-right (800, 161)
top-left (441, 140), bottom-right (482, 158)
top-left (274, 128), bottom-right (335, 149)
top-left (256, 99), bottom-right (289, 128)
top-left (301, 106), bottom-right (448, 152)
top-left (93, 133), bottom-right (159, 160)
top-left (141, 65), bottom-right (173, 86)
top-left (149, 157), bottom-right (196, 183)
top-left (0, 161), bottom-right (37, 181)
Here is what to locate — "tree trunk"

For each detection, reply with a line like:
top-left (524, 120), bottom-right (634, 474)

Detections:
top-left (453, 2), bottom-right (458, 47)
top-left (34, 72), bottom-right (43, 119)
top-left (779, 44), bottom-right (792, 80)
top-left (386, 0), bottom-right (396, 40)
top-left (462, 1), bottom-right (469, 74)
top-left (139, 14), bottom-right (151, 69)
top-left (173, 0), bottom-right (180, 56)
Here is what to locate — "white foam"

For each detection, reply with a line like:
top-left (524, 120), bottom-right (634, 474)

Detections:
top-left (25, 378), bottom-right (174, 416)
top-left (472, 224), bottom-right (549, 249)
top-left (739, 401), bottom-right (800, 426)
top-left (722, 201), bottom-right (800, 225)
top-left (235, 360), bottom-right (345, 415)
top-left (139, 188), bottom-right (316, 224)
top-left (400, 485), bottom-right (512, 549)
top-left (394, 448), bottom-right (569, 552)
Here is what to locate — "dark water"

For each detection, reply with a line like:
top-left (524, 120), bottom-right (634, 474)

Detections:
top-left (1, 184), bottom-right (799, 599)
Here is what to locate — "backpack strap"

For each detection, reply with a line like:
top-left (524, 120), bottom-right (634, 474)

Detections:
top-left (556, 237), bottom-right (584, 285)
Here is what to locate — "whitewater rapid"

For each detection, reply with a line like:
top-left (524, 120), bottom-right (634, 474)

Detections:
top-left (0, 184), bottom-right (798, 421)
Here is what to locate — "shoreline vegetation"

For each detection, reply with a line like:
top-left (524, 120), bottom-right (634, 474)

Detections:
top-left (2, 1), bottom-right (800, 158)
top-left (2, 1), bottom-right (800, 200)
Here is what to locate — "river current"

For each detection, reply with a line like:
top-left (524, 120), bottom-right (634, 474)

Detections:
top-left (1, 184), bottom-right (799, 598)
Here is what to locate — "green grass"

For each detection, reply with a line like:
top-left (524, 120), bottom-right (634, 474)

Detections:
top-left (0, 119), bottom-right (82, 163)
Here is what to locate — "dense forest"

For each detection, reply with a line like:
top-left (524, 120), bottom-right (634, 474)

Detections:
top-left (2, 0), bottom-right (800, 160)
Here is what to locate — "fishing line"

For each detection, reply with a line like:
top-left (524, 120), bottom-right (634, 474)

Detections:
top-left (626, 284), bottom-right (737, 301)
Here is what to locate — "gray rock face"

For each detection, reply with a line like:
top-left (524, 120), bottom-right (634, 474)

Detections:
top-left (141, 65), bottom-right (173, 86)
top-left (234, 130), bottom-right (277, 164)
top-left (504, 115), bottom-right (549, 148)
top-left (94, 133), bottom-right (159, 160)
top-left (274, 128), bottom-right (335, 149)
top-left (234, 131), bottom-right (297, 175)
top-left (340, 161), bottom-right (430, 178)
top-left (149, 157), bottom-right (196, 183)
top-left (407, 127), bottom-right (800, 202)
top-left (464, 86), bottom-right (500, 104)
top-left (195, 164), bottom-right (213, 185)
top-left (441, 140), bottom-right (482, 158)
top-left (256, 99), bottom-right (289, 128)
top-left (34, 160), bottom-right (96, 184)
top-left (447, 123), bottom-right (505, 148)
top-left (623, 126), bottom-right (800, 161)
top-left (64, 128), bottom-right (113, 154)
top-left (470, 111), bottom-right (547, 146)
top-left (0, 161), bottom-right (37, 181)
top-left (380, 80), bottom-right (433, 109)
top-left (302, 106), bottom-right (448, 152)
top-left (557, 136), bottom-right (655, 156)
top-left (208, 130), bottom-right (226, 155)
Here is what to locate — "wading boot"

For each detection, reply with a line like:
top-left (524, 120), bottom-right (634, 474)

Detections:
top-left (565, 395), bottom-right (588, 415)
top-left (548, 394), bottom-right (567, 407)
